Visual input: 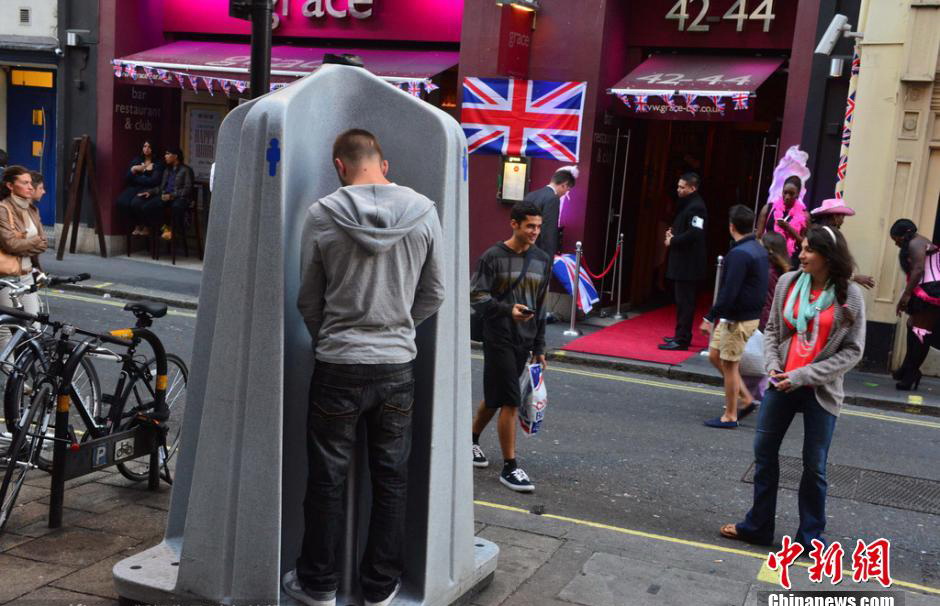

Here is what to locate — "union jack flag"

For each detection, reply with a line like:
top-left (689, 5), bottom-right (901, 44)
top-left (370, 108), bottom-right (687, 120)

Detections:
top-left (462, 77), bottom-right (586, 162)
top-left (687, 95), bottom-right (699, 115)
top-left (708, 96), bottom-right (725, 113)
top-left (125, 64), bottom-right (138, 80)
top-left (113, 62), bottom-right (123, 78)
top-left (634, 95), bottom-right (649, 112)
top-left (402, 81), bottom-right (422, 97)
top-left (188, 74), bottom-right (200, 93)
top-left (552, 254), bottom-right (600, 314)
top-left (732, 93), bottom-right (749, 110)
top-left (234, 80), bottom-right (247, 94)
top-left (176, 73), bottom-right (186, 88)
top-left (424, 81), bottom-right (439, 93)
top-left (220, 79), bottom-right (233, 96)
top-left (665, 95), bottom-right (680, 110)
top-left (616, 94), bottom-right (631, 109)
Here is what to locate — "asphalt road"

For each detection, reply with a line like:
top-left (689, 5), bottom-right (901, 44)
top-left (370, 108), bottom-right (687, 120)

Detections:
top-left (31, 290), bottom-right (940, 590)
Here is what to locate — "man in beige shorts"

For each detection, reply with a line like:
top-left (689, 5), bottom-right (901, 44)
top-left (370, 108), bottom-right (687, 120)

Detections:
top-left (700, 205), bottom-right (769, 429)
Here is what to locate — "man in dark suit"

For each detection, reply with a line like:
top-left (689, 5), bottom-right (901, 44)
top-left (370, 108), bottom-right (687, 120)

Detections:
top-left (660, 172), bottom-right (708, 351)
top-left (523, 166), bottom-right (577, 259)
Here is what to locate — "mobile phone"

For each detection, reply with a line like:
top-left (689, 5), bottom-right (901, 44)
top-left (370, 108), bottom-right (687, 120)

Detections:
top-left (519, 306), bottom-right (535, 316)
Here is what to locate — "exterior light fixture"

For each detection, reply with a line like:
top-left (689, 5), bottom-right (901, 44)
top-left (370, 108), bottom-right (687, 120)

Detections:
top-left (496, 0), bottom-right (540, 12)
top-left (829, 57), bottom-right (845, 78)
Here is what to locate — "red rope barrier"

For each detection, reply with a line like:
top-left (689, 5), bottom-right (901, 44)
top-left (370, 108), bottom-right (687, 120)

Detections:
top-left (581, 244), bottom-right (621, 280)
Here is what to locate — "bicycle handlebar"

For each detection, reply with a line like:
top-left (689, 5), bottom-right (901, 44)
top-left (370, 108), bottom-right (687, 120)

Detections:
top-left (47, 273), bottom-right (91, 287)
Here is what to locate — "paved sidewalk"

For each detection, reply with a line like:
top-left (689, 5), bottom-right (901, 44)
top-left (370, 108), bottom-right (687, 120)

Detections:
top-left (2, 469), bottom-right (938, 605)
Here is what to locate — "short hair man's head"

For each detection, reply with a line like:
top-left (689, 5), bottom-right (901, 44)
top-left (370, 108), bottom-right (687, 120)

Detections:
top-left (332, 128), bottom-right (389, 186)
top-left (164, 147), bottom-right (184, 165)
top-left (728, 204), bottom-right (754, 237)
top-left (28, 171), bottom-right (44, 202)
top-left (677, 172), bottom-right (700, 198)
top-left (509, 201), bottom-right (543, 247)
top-left (551, 168), bottom-right (577, 196)
top-left (0, 149), bottom-right (8, 167)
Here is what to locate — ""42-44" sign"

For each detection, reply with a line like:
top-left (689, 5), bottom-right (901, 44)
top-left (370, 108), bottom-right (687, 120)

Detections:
top-left (665, 0), bottom-right (776, 33)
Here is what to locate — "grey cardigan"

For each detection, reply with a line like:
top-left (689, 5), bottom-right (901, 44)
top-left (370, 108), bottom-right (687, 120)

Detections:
top-left (763, 271), bottom-right (866, 417)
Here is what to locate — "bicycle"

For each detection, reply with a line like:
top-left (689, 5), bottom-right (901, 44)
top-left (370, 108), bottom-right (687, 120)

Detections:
top-left (0, 300), bottom-right (187, 531)
top-left (0, 273), bottom-right (101, 451)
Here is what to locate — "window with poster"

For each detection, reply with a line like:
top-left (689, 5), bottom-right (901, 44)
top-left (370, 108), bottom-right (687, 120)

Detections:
top-left (497, 156), bottom-right (531, 203)
top-left (183, 103), bottom-right (227, 184)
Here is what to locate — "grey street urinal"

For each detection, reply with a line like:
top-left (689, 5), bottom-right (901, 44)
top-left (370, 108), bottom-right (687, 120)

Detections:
top-left (113, 63), bottom-right (497, 606)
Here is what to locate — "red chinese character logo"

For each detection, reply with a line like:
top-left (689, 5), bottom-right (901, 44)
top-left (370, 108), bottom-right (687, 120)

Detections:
top-left (851, 538), bottom-right (892, 587)
top-left (807, 539), bottom-right (845, 584)
top-left (767, 536), bottom-right (805, 589)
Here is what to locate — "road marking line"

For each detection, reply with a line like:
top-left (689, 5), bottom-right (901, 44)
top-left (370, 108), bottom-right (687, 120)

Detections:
top-left (95, 282), bottom-right (113, 288)
top-left (46, 290), bottom-right (197, 319)
top-left (473, 500), bottom-right (940, 595)
top-left (757, 562), bottom-right (779, 584)
top-left (470, 355), bottom-right (940, 430)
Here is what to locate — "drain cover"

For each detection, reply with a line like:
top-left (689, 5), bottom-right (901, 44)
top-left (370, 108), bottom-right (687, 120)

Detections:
top-left (742, 456), bottom-right (940, 516)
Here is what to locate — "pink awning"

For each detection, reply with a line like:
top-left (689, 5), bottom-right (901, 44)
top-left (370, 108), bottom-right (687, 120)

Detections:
top-left (116, 40), bottom-right (459, 82)
top-left (609, 54), bottom-right (784, 97)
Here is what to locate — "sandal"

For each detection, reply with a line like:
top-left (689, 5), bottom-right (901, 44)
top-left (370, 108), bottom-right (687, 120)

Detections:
top-left (719, 523), bottom-right (774, 546)
top-left (720, 524), bottom-right (741, 540)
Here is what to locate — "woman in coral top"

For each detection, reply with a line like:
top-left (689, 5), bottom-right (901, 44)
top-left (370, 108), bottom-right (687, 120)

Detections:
top-left (720, 225), bottom-right (866, 550)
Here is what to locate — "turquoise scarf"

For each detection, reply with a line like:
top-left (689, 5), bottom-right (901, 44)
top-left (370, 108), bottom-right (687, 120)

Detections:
top-left (783, 272), bottom-right (835, 333)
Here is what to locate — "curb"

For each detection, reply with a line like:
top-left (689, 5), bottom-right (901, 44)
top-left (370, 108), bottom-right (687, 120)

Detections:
top-left (58, 282), bottom-right (199, 310)
top-left (472, 342), bottom-right (940, 419)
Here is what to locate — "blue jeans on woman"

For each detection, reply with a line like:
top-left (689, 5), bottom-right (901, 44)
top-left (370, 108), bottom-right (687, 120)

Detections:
top-left (296, 361), bottom-right (415, 603)
top-left (735, 386), bottom-right (838, 549)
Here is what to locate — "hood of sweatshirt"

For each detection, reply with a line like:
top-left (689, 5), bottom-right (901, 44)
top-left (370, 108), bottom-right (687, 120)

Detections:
top-left (319, 183), bottom-right (435, 255)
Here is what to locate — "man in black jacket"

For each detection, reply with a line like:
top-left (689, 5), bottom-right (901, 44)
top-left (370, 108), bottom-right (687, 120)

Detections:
top-left (700, 205), bottom-right (768, 429)
top-left (523, 166), bottom-right (577, 258)
top-left (660, 172), bottom-right (708, 351)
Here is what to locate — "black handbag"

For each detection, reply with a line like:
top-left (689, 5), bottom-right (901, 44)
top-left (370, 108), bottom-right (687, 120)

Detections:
top-left (470, 248), bottom-right (534, 342)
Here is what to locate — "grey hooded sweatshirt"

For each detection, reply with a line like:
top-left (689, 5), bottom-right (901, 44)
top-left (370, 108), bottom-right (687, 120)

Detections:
top-left (297, 183), bottom-right (445, 364)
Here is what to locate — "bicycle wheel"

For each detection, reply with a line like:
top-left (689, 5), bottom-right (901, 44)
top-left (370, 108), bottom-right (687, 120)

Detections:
top-left (0, 384), bottom-right (52, 531)
top-left (3, 345), bottom-right (101, 469)
top-left (117, 353), bottom-right (188, 482)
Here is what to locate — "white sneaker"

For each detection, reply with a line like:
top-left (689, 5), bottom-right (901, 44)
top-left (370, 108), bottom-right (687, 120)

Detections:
top-left (472, 444), bottom-right (489, 468)
top-left (364, 580), bottom-right (401, 606)
top-left (500, 467), bottom-right (535, 493)
top-left (282, 569), bottom-right (336, 606)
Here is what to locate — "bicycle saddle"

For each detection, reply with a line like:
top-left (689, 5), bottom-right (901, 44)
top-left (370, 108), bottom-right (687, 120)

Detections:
top-left (124, 301), bottom-right (168, 319)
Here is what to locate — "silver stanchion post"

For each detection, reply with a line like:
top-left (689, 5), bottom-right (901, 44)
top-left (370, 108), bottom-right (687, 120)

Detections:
top-left (613, 233), bottom-right (625, 320)
top-left (564, 241), bottom-right (583, 337)
top-left (701, 255), bottom-right (724, 356)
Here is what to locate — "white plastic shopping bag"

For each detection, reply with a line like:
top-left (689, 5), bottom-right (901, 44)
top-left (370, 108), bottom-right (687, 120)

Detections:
top-left (518, 363), bottom-right (547, 435)
top-left (739, 329), bottom-right (764, 378)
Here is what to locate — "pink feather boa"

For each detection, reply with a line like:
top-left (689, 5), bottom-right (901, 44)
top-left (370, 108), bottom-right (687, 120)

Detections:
top-left (769, 197), bottom-right (807, 256)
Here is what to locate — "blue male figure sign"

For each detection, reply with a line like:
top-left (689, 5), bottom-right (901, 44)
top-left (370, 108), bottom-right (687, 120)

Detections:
top-left (267, 138), bottom-right (281, 177)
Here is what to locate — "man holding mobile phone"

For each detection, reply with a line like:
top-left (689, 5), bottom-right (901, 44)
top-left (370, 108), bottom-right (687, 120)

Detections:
top-left (470, 201), bottom-right (551, 493)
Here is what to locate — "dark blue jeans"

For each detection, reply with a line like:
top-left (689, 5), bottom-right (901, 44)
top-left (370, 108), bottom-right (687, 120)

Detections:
top-left (736, 386), bottom-right (838, 549)
top-left (296, 361), bottom-right (415, 602)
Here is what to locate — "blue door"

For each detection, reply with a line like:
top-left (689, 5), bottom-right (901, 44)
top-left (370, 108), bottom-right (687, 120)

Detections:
top-left (6, 70), bottom-right (57, 226)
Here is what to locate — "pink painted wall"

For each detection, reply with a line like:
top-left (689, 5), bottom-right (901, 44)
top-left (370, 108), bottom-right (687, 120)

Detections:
top-left (162, 0), bottom-right (462, 43)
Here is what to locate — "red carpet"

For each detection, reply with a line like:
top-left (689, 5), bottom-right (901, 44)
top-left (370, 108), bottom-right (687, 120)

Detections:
top-left (562, 301), bottom-right (712, 365)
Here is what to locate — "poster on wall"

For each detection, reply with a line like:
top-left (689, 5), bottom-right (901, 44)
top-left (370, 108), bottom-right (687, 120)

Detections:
top-left (186, 104), bottom-right (226, 182)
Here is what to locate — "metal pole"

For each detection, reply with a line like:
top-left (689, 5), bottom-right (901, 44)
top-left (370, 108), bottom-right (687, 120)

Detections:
top-left (564, 242), bottom-right (583, 337)
top-left (249, 0), bottom-right (273, 99)
top-left (753, 136), bottom-right (767, 218)
top-left (702, 255), bottom-right (724, 354)
top-left (600, 127), bottom-right (622, 303)
top-left (49, 395), bottom-right (69, 528)
top-left (613, 233), bottom-right (625, 320)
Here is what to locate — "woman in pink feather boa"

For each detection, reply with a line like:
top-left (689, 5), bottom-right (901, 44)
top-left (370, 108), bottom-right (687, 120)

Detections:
top-left (756, 175), bottom-right (810, 268)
